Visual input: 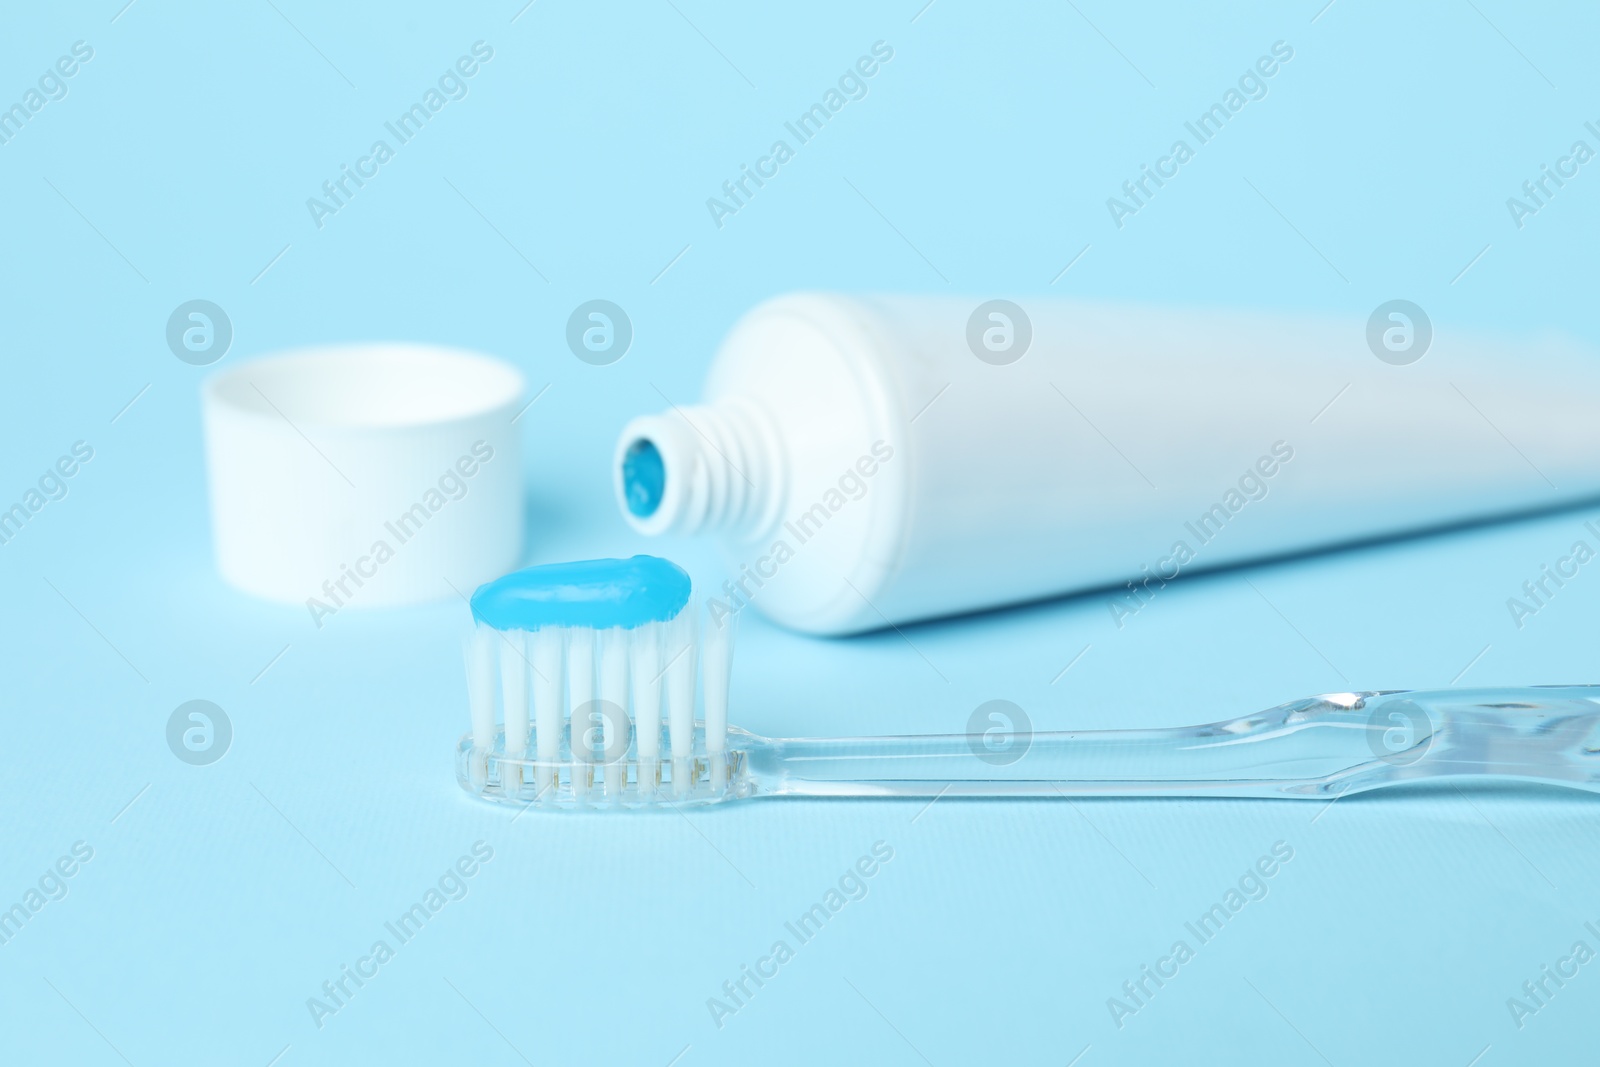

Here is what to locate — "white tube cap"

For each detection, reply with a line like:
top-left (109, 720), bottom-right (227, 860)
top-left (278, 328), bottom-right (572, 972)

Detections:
top-left (201, 344), bottom-right (524, 608)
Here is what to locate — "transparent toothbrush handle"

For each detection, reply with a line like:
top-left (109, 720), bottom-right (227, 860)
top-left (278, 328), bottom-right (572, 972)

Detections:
top-left (744, 687), bottom-right (1600, 799)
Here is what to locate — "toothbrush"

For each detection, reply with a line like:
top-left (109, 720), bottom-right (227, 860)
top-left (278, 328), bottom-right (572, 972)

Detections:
top-left (462, 557), bottom-right (1600, 809)
top-left (465, 555), bottom-right (712, 801)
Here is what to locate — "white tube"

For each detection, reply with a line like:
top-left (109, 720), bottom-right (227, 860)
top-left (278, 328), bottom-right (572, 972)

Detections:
top-left (616, 293), bottom-right (1600, 635)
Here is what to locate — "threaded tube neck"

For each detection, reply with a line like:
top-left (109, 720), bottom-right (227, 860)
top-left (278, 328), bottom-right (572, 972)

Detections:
top-left (614, 401), bottom-right (778, 538)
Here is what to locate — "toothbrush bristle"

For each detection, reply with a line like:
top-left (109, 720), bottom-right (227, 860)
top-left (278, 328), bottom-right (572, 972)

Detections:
top-left (632, 620), bottom-right (663, 767)
top-left (597, 627), bottom-right (630, 796)
top-left (498, 630), bottom-right (529, 793)
top-left (703, 610), bottom-right (737, 790)
top-left (530, 626), bottom-right (563, 795)
top-left (460, 597), bottom-right (743, 808)
top-left (665, 609), bottom-right (698, 798)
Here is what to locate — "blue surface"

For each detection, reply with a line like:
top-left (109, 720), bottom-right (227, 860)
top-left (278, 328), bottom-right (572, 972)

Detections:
top-left (470, 555), bottom-right (691, 630)
top-left (2, 1), bottom-right (1598, 1064)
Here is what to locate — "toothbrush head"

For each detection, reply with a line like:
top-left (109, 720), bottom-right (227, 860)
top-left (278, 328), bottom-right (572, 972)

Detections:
top-left (454, 724), bottom-right (754, 810)
top-left (459, 555), bottom-right (744, 809)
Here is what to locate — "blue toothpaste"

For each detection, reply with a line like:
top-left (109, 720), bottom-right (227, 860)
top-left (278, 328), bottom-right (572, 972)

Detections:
top-left (469, 555), bottom-right (691, 631)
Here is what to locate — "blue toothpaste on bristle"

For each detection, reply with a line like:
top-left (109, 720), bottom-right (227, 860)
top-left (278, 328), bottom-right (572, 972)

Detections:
top-left (469, 555), bottom-right (691, 631)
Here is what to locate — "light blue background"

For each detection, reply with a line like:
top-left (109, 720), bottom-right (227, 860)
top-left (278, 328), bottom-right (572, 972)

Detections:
top-left (2, 1), bottom-right (1598, 1063)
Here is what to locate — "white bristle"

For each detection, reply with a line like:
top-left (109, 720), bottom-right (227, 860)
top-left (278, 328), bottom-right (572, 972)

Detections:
top-left (499, 630), bottom-right (530, 793)
top-left (530, 626), bottom-right (564, 796)
top-left (465, 578), bottom-right (747, 805)
top-left (567, 626), bottom-right (596, 794)
top-left (703, 605), bottom-right (737, 790)
top-left (598, 628), bottom-right (631, 797)
top-left (703, 607), bottom-right (737, 752)
top-left (665, 609), bottom-right (699, 794)
top-left (465, 626), bottom-right (498, 791)
top-left (631, 621), bottom-right (664, 786)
